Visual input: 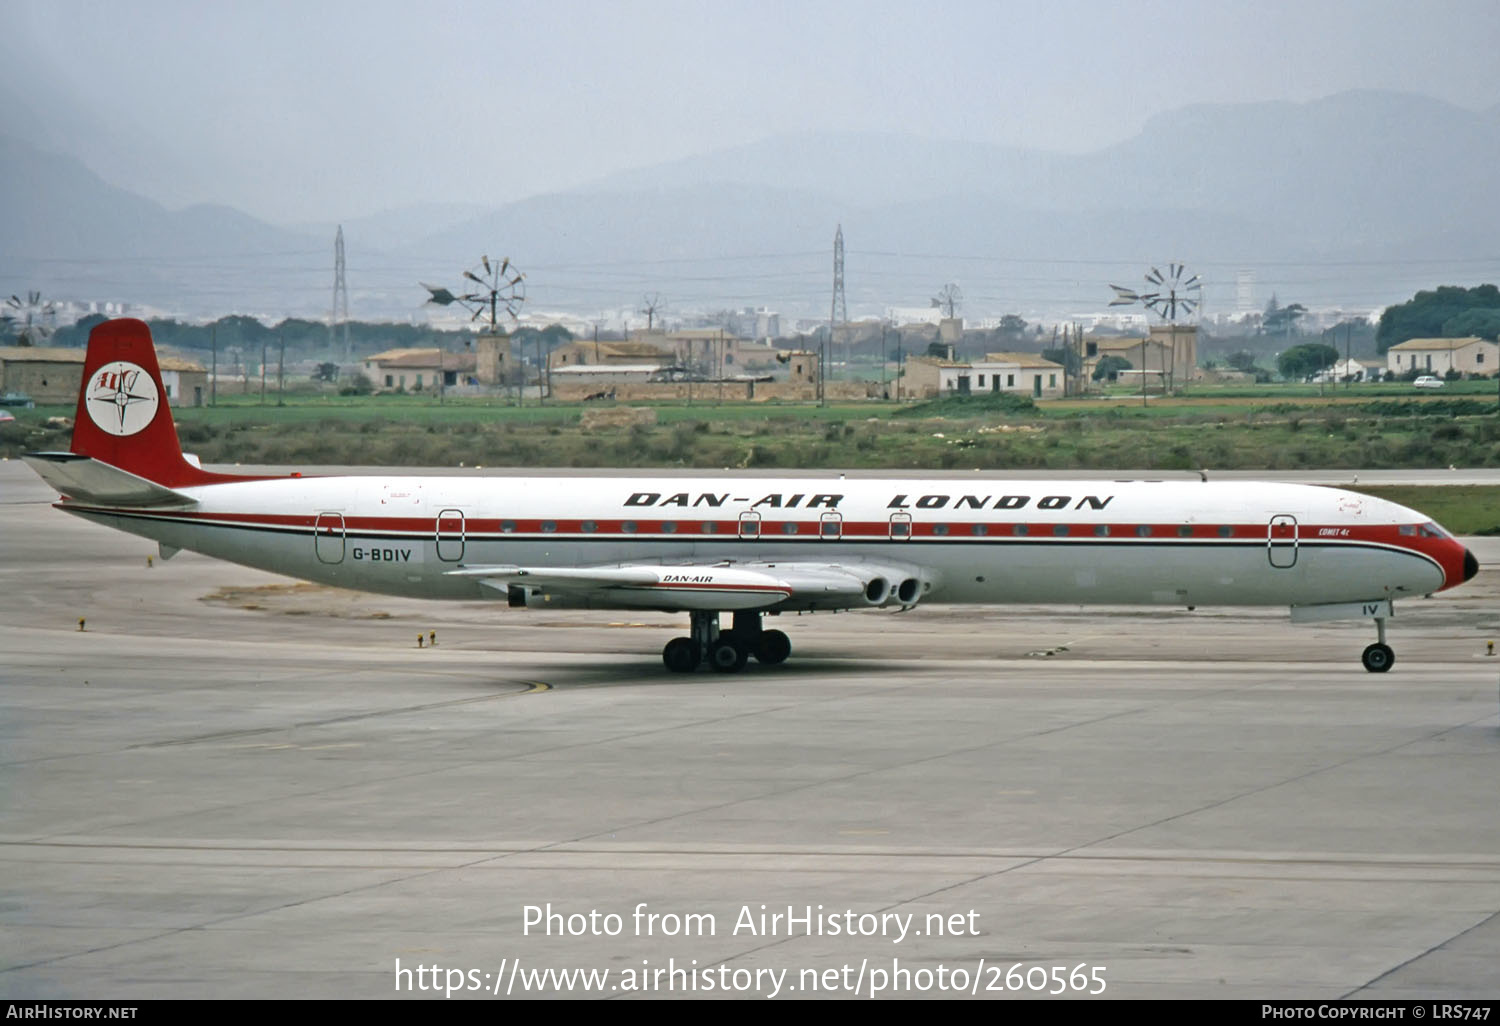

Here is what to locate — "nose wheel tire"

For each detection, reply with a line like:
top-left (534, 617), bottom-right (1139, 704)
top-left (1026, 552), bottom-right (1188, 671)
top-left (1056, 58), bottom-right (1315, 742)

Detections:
top-left (1361, 642), bottom-right (1394, 673)
top-left (662, 637), bottom-right (698, 673)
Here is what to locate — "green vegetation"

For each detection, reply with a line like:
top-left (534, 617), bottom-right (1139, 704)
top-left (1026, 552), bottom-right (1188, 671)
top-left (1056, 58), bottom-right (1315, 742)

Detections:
top-left (892, 393), bottom-right (1038, 418)
top-left (1275, 343), bottom-right (1340, 380)
top-left (4, 386), bottom-right (1497, 473)
top-left (1376, 284), bottom-right (1500, 352)
top-left (1092, 355), bottom-right (1131, 382)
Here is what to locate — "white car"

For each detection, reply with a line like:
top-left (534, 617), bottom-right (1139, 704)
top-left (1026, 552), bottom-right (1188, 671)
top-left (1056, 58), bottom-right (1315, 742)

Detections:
top-left (1413, 375), bottom-right (1445, 389)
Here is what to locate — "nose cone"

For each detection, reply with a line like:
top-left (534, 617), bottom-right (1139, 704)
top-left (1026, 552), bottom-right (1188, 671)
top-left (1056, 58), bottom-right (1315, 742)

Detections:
top-left (1464, 547), bottom-right (1479, 583)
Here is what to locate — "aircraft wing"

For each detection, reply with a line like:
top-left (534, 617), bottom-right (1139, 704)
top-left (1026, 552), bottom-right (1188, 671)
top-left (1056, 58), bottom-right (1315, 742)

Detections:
top-left (446, 559), bottom-right (897, 612)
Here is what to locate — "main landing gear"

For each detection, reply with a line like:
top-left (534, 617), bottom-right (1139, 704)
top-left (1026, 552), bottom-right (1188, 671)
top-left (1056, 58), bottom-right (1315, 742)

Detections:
top-left (662, 610), bottom-right (790, 674)
top-left (1361, 616), bottom-right (1394, 673)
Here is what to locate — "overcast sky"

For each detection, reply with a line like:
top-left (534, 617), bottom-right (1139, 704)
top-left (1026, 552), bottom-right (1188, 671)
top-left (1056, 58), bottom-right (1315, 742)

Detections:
top-left (3, 0), bottom-right (1498, 224)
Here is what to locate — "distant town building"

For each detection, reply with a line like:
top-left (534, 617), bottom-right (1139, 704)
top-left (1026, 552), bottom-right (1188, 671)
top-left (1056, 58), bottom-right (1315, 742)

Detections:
top-left (1385, 336), bottom-right (1497, 377)
top-left (552, 339), bottom-right (674, 369)
top-left (902, 352), bottom-right (1064, 399)
top-left (1312, 358), bottom-right (1384, 383)
top-left (618, 329), bottom-right (785, 374)
top-left (782, 350), bottom-right (820, 385)
top-left (0, 346), bottom-right (206, 406)
top-left (363, 348), bottom-right (477, 391)
top-left (706, 307), bottom-right (780, 340)
top-left (157, 355), bottom-right (210, 406)
top-left (474, 335), bottom-right (509, 386)
top-left (549, 363), bottom-right (665, 386)
top-left (1082, 325), bottom-right (1199, 387)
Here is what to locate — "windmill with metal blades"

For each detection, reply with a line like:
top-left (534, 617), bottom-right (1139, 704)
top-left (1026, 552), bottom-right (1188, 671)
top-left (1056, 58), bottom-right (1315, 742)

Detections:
top-left (639, 293), bottom-right (664, 332)
top-left (422, 255), bottom-right (527, 401)
top-left (423, 255), bottom-right (526, 333)
top-left (1108, 263), bottom-right (1202, 398)
top-left (3, 291), bottom-right (57, 347)
top-left (931, 282), bottom-right (963, 319)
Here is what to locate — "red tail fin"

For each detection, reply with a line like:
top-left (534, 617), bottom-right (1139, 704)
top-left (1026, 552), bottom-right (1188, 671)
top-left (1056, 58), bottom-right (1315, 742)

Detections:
top-left (71, 319), bottom-right (243, 488)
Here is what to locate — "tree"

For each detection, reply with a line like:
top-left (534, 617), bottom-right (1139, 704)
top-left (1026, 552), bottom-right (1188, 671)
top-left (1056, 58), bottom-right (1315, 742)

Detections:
top-left (1092, 355), bottom-right (1131, 382)
top-left (1321, 318), bottom-right (1375, 353)
top-left (1440, 308), bottom-right (1500, 341)
top-left (1264, 301), bottom-right (1307, 338)
top-left (312, 362), bottom-right (339, 383)
top-left (1258, 294), bottom-right (1280, 336)
top-left (1042, 347), bottom-right (1082, 377)
top-left (1276, 343), bottom-right (1340, 380)
top-left (997, 314), bottom-right (1028, 345)
top-left (1376, 284), bottom-right (1500, 352)
top-left (1226, 351), bottom-right (1260, 373)
top-left (338, 372), bottom-right (374, 396)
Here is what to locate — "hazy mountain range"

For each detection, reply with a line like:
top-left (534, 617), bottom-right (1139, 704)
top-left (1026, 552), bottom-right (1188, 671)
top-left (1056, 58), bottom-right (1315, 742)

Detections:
top-left (2, 90), bottom-right (1497, 324)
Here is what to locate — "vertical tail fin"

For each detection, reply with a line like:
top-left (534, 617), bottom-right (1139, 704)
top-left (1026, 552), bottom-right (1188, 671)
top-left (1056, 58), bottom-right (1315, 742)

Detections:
top-left (71, 319), bottom-right (240, 488)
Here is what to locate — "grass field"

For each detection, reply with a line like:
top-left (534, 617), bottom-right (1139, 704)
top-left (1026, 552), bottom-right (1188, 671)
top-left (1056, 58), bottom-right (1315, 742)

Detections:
top-left (5, 391), bottom-right (1498, 532)
top-left (4, 386), bottom-right (1498, 477)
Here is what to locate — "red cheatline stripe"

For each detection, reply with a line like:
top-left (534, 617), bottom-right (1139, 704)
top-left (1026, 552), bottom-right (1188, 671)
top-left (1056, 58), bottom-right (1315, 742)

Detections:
top-left (64, 502), bottom-right (1458, 579)
top-left (65, 505), bottom-right (1441, 547)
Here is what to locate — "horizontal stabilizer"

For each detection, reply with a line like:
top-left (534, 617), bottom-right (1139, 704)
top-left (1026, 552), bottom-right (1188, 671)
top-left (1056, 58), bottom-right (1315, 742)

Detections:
top-left (21, 452), bottom-right (198, 507)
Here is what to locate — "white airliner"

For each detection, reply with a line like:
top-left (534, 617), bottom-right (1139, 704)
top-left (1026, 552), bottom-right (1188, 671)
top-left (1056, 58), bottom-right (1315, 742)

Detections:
top-left (23, 319), bottom-right (1478, 674)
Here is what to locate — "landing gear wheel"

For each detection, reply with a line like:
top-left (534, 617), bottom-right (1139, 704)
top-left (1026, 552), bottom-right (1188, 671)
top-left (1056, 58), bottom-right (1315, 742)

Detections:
top-left (709, 637), bottom-right (749, 673)
top-left (1361, 642), bottom-right (1394, 673)
top-left (753, 629), bottom-right (791, 666)
top-left (663, 637), bottom-right (698, 673)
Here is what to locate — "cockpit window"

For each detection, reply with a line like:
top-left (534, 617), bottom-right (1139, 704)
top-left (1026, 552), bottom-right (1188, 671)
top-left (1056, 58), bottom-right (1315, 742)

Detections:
top-left (1418, 522), bottom-right (1449, 539)
top-left (1398, 525), bottom-right (1415, 536)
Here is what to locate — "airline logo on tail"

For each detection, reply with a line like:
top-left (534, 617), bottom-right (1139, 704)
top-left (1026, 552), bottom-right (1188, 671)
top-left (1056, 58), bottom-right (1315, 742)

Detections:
top-left (85, 361), bottom-right (159, 436)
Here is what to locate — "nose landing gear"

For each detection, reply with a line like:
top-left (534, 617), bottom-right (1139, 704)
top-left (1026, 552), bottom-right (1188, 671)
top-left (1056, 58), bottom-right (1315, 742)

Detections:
top-left (1361, 616), bottom-right (1394, 673)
